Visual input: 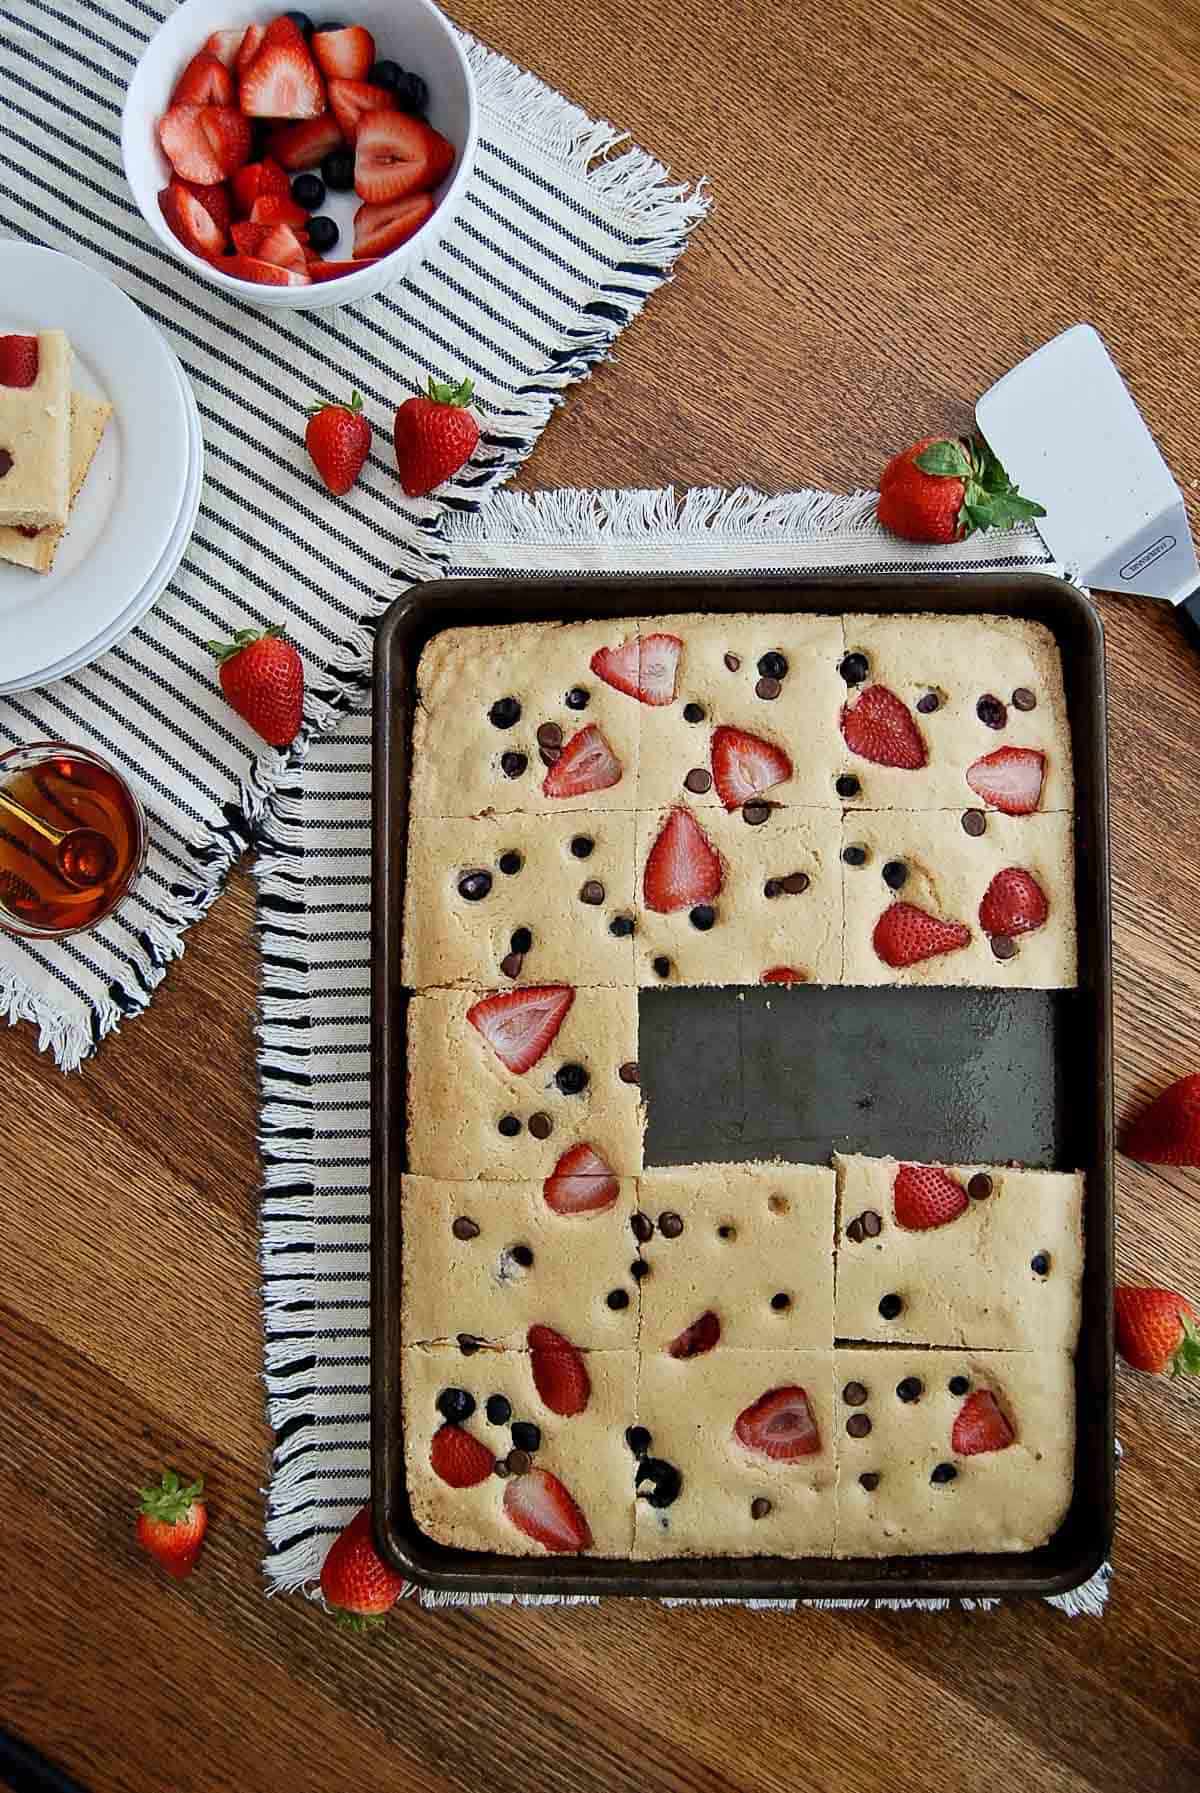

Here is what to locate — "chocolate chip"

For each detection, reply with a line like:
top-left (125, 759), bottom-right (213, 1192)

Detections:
top-left (750, 1497), bottom-right (772, 1520)
top-left (555, 1063), bottom-right (588, 1095)
top-left (930, 1462), bottom-right (957, 1484)
top-left (658, 1211), bottom-right (684, 1238)
top-left (500, 750), bottom-right (527, 779)
top-left (452, 1216), bottom-right (480, 1240)
top-left (742, 801), bottom-right (770, 825)
top-left (948, 1375), bottom-right (970, 1395)
top-left (896, 1377), bottom-right (923, 1403)
top-left (536, 721), bottom-right (563, 750)
top-left (755, 676), bottom-right (782, 700)
top-left (570, 834), bottom-right (594, 858)
top-left (458, 870), bottom-right (492, 901)
top-left (436, 1386), bottom-right (475, 1422)
top-left (498, 851), bottom-right (522, 875)
top-left (609, 915), bottom-right (634, 937)
top-left (839, 652), bottom-right (869, 685)
top-left (724, 652), bottom-right (741, 671)
top-left (763, 879), bottom-right (782, 899)
top-left (758, 651), bottom-right (788, 680)
top-left (511, 1421), bottom-right (541, 1452)
top-left (493, 1459), bottom-right (511, 1478)
top-left (579, 879), bottom-right (605, 905)
top-left (968, 1173), bottom-right (993, 1200)
top-left (882, 860), bottom-right (908, 890)
top-left (607, 1288), bottom-right (630, 1310)
top-left (845, 1217), bottom-right (865, 1244)
top-left (858, 1471), bottom-right (880, 1491)
top-left (509, 1243), bottom-right (534, 1267)
top-left (1012, 686), bottom-right (1037, 711)
top-left (842, 1381), bottom-right (868, 1406)
top-left (619, 1061), bottom-right (640, 1085)
top-left (499, 952), bottom-right (524, 979)
top-left (717, 1223), bottom-right (736, 1240)
top-left (565, 686), bottom-right (589, 710)
top-left (842, 844), bottom-right (867, 866)
top-left (990, 934), bottom-right (1017, 960)
top-left (506, 1449), bottom-right (533, 1475)
top-left (835, 773), bottom-right (861, 798)
top-left (631, 1211), bottom-right (653, 1243)
top-left (652, 955), bottom-right (672, 978)
top-left (635, 1457), bottom-right (682, 1507)
top-left (1031, 1252), bottom-right (1050, 1275)
top-left (457, 1333), bottom-right (483, 1355)
top-left (861, 1210), bottom-right (882, 1237)
top-left (630, 1259), bottom-right (649, 1280)
top-left (770, 1292), bottom-right (791, 1311)
top-left (916, 691), bottom-right (941, 714)
top-left (539, 745), bottom-right (561, 768)
top-left (528, 1112), bottom-right (552, 1140)
top-left (684, 767), bottom-right (713, 794)
top-left (878, 1293), bottom-right (903, 1319)
top-left (489, 697), bottom-right (521, 728)
top-left (689, 903), bottom-right (716, 930)
top-left (510, 927), bottom-right (532, 953)
top-left (846, 1413), bottom-right (872, 1438)
top-left (683, 702), bottom-right (706, 722)
top-left (497, 1114), bottom-right (521, 1136)
top-left (486, 1394), bottom-right (512, 1424)
top-left (961, 808), bottom-right (987, 837)
top-left (626, 1425), bottom-right (651, 1456)
top-left (781, 872), bottom-right (810, 894)
top-left (976, 694), bottom-right (1007, 729)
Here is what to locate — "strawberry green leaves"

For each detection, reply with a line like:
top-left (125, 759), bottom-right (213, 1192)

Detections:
top-left (914, 434), bottom-right (1047, 537)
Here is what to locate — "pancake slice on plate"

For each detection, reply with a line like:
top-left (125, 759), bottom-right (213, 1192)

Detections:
top-left (0, 393), bottom-right (112, 574)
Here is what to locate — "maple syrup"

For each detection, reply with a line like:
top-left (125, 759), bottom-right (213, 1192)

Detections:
top-left (0, 743), bottom-right (146, 937)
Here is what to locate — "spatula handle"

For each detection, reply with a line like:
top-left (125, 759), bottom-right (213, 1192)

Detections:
top-left (1179, 588), bottom-right (1200, 653)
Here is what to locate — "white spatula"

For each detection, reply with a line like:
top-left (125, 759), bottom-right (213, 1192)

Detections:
top-left (977, 323), bottom-right (1200, 649)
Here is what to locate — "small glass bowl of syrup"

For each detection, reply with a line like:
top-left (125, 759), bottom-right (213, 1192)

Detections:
top-left (0, 742), bottom-right (147, 939)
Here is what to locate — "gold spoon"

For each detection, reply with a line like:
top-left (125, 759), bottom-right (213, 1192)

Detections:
top-left (0, 786), bottom-right (117, 889)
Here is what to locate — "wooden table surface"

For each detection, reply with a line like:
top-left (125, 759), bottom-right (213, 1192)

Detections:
top-left (3, 0), bottom-right (1200, 1788)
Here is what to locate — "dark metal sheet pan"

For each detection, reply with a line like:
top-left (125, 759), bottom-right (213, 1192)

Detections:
top-left (371, 572), bottom-right (1114, 1601)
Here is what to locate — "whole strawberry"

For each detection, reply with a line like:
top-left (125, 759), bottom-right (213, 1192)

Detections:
top-left (877, 434), bottom-right (1046, 544)
top-left (1122, 1073), bottom-right (1200, 1166)
top-left (319, 1504), bottom-right (408, 1629)
top-left (136, 1470), bottom-right (207, 1579)
top-left (1115, 1286), bottom-right (1200, 1376)
top-left (208, 626), bottom-right (303, 747)
top-left (393, 375), bottom-right (479, 496)
top-left (306, 392), bottom-right (371, 497)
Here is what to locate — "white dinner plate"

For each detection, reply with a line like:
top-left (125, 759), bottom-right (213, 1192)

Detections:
top-left (0, 244), bottom-right (192, 687)
top-left (0, 334), bottom-right (203, 694)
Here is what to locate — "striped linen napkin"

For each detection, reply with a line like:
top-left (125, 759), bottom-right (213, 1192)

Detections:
top-left (0, 0), bottom-right (706, 1064)
top-left (259, 487), bottom-right (1112, 1616)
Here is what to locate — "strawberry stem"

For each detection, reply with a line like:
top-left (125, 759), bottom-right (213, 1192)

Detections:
top-left (139, 1469), bottom-right (204, 1524)
top-left (425, 375), bottom-right (474, 409)
top-left (206, 625), bottom-right (285, 665)
top-left (1172, 1314), bottom-right (1200, 1376)
top-left (305, 392), bottom-right (363, 417)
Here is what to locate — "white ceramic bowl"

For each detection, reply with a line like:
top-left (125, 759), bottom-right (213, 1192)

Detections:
top-left (121, 0), bottom-right (477, 309)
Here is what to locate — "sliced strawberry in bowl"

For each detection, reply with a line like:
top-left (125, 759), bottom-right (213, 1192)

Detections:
top-left (429, 1422), bottom-right (494, 1488)
top-left (329, 78), bottom-right (397, 146)
top-left (872, 902), bottom-right (971, 969)
top-left (309, 258), bottom-right (381, 282)
top-left (711, 725), bottom-right (792, 810)
top-left (951, 1390), bottom-right (1015, 1456)
top-left (255, 223), bottom-right (309, 275)
top-left (352, 192), bottom-right (434, 259)
top-left (267, 113), bottom-right (346, 173)
top-left (159, 179), bottom-right (228, 259)
top-left (231, 157), bottom-right (290, 217)
top-left (159, 105), bottom-right (248, 185)
top-left (543, 1144), bottom-right (620, 1215)
top-left (841, 685), bottom-right (927, 769)
top-left (354, 109), bottom-right (453, 203)
top-left (893, 1163), bottom-right (968, 1231)
top-left (643, 807), bottom-right (723, 913)
top-left (466, 985), bottom-right (574, 1074)
top-left (249, 193), bottom-right (310, 230)
top-left (221, 254), bottom-right (311, 288)
top-left (172, 50), bottom-right (235, 108)
top-left (503, 1469), bottom-right (592, 1553)
top-left (239, 16), bottom-right (326, 120)
top-left (203, 27), bottom-right (247, 69)
top-left (966, 746), bottom-right (1046, 815)
top-left (541, 725), bottom-right (623, 799)
top-left (235, 23), bottom-right (265, 72)
top-left (230, 221), bottom-right (271, 257)
top-left (734, 1386), bottom-right (821, 1460)
top-left (312, 24), bottom-right (375, 83)
top-left (528, 1324), bottom-right (590, 1416)
top-left (177, 178), bottom-right (231, 239)
top-left (668, 1310), bottom-right (721, 1359)
top-left (978, 867), bottom-right (1048, 938)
